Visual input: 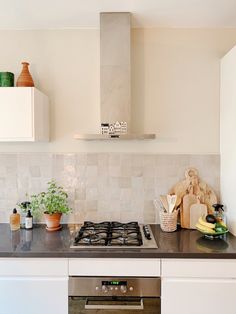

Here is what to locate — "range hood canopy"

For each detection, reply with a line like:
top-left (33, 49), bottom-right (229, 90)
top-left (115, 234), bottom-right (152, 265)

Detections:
top-left (74, 12), bottom-right (155, 140)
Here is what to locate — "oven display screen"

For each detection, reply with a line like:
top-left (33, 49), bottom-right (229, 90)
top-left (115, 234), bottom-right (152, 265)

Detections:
top-left (102, 281), bottom-right (127, 286)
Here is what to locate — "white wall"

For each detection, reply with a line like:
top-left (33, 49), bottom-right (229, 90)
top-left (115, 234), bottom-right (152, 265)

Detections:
top-left (221, 45), bottom-right (236, 235)
top-left (0, 28), bottom-right (236, 153)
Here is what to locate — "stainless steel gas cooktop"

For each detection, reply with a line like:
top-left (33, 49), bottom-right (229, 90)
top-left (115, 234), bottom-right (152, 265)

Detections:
top-left (70, 221), bottom-right (158, 249)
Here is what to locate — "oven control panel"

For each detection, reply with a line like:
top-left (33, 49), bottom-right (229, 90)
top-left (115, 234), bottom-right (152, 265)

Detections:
top-left (97, 280), bottom-right (133, 294)
top-left (69, 277), bottom-right (161, 298)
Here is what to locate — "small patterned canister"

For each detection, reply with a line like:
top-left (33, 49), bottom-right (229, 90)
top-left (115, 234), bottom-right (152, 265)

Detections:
top-left (0, 72), bottom-right (14, 87)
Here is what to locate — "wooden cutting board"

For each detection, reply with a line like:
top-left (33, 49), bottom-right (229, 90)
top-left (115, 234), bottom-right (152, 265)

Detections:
top-left (190, 203), bottom-right (207, 229)
top-left (169, 167), bottom-right (218, 214)
top-left (181, 189), bottom-right (197, 228)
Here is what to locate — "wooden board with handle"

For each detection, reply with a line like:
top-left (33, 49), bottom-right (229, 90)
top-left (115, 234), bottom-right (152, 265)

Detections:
top-left (181, 187), bottom-right (197, 228)
top-left (190, 202), bottom-right (208, 229)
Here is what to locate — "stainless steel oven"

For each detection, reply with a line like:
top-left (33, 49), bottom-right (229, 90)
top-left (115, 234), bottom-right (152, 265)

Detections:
top-left (69, 277), bottom-right (161, 313)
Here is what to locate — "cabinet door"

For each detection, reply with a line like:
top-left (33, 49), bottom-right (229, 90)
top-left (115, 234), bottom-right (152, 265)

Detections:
top-left (162, 277), bottom-right (236, 314)
top-left (221, 46), bottom-right (236, 235)
top-left (0, 88), bottom-right (33, 140)
top-left (0, 277), bottom-right (68, 314)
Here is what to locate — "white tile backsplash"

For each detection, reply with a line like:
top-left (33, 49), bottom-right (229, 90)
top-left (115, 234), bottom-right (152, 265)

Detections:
top-left (0, 153), bottom-right (220, 224)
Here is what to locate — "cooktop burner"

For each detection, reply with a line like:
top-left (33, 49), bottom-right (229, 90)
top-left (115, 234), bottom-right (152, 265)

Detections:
top-left (70, 221), bottom-right (158, 249)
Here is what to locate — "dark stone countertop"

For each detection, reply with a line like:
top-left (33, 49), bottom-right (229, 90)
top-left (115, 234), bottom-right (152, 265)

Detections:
top-left (1, 223), bottom-right (236, 258)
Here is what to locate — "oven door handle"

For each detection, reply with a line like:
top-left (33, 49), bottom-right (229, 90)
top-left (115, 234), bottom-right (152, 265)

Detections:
top-left (84, 297), bottom-right (144, 310)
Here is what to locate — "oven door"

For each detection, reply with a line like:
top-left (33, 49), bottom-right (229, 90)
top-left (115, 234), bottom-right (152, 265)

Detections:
top-left (69, 296), bottom-right (160, 313)
top-left (69, 277), bottom-right (161, 313)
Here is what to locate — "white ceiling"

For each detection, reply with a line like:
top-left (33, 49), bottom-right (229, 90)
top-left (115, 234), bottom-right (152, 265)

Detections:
top-left (1, 0), bottom-right (236, 29)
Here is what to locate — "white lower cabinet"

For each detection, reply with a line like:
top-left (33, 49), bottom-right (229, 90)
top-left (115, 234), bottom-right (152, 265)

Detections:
top-left (0, 277), bottom-right (68, 314)
top-left (0, 258), bottom-right (68, 314)
top-left (161, 259), bottom-right (236, 314)
top-left (162, 277), bottom-right (236, 314)
top-left (1, 257), bottom-right (236, 314)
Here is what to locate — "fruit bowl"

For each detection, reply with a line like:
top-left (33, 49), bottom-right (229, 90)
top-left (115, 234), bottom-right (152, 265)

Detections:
top-left (196, 214), bottom-right (229, 239)
top-left (196, 227), bottom-right (228, 239)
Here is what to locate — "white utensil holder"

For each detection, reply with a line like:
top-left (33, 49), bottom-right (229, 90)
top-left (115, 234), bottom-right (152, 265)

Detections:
top-left (159, 210), bottom-right (179, 232)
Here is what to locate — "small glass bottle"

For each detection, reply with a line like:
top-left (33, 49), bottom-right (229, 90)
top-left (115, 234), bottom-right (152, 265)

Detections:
top-left (212, 204), bottom-right (225, 222)
top-left (25, 210), bottom-right (33, 230)
top-left (10, 208), bottom-right (20, 231)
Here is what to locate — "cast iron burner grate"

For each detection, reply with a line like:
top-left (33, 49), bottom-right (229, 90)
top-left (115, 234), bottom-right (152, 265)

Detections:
top-left (73, 221), bottom-right (143, 247)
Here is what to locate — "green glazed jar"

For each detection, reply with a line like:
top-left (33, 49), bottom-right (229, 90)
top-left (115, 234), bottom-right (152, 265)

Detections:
top-left (0, 72), bottom-right (14, 87)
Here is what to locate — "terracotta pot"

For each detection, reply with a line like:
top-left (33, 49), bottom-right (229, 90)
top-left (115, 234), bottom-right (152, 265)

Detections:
top-left (44, 213), bottom-right (62, 232)
top-left (16, 62), bottom-right (34, 87)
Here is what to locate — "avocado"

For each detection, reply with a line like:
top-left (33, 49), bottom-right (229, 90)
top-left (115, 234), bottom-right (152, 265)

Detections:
top-left (206, 214), bottom-right (217, 224)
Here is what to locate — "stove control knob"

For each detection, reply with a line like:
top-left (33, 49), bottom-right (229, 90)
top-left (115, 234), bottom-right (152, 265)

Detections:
top-left (95, 286), bottom-right (99, 291)
top-left (102, 285), bottom-right (108, 293)
top-left (120, 285), bottom-right (127, 294)
top-left (129, 286), bottom-right (134, 291)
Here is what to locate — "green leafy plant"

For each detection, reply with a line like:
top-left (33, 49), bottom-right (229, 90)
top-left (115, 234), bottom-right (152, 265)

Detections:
top-left (19, 180), bottom-right (72, 216)
top-left (18, 199), bottom-right (42, 220)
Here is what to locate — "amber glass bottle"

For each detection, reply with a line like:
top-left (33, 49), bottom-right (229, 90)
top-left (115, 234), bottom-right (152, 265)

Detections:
top-left (10, 208), bottom-right (20, 231)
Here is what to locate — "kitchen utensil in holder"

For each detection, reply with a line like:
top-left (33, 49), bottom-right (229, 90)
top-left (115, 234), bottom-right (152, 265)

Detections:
top-left (159, 210), bottom-right (179, 232)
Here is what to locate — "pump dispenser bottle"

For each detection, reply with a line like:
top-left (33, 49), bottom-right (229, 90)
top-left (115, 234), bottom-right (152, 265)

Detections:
top-left (212, 204), bottom-right (225, 223)
top-left (25, 210), bottom-right (33, 230)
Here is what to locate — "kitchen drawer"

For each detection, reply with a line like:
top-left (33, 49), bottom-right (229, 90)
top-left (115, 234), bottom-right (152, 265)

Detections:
top-left (162, 259), bottom-right (236, 278)
top-left (0, 258), bottom-right (68, 277)
top-left (69, 258), bottom-right (160, 277)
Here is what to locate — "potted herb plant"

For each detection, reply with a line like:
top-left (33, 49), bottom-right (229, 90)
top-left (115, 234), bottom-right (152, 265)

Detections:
top-left (29, 180), bottom-right (72, 231)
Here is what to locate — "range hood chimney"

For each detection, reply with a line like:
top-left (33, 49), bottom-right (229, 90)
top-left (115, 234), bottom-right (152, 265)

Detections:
top-left (74, 12), bottom-right (155, 140)
top-left (100, 12), bottom-right (131, 131)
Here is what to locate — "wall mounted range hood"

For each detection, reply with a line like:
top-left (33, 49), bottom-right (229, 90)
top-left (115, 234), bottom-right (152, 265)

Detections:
top-left (74, 12), bottom-right (155, 140)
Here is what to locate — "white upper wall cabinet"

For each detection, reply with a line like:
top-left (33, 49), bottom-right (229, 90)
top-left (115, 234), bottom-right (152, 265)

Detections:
top-left (0, 87), bottom-right (49, 142)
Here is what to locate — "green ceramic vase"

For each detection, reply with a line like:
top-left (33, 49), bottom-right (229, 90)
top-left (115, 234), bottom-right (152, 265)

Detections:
top-left (0, 72), bottom-right (14, 87)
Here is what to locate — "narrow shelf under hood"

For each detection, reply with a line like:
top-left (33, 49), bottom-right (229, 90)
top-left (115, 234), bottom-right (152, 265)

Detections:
top-left (74, 133), bottom-right (156, 140)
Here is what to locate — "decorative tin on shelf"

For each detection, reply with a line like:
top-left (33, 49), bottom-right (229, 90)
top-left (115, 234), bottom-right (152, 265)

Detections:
top-left (101, 123), bottom-right (109, 134)
top-left (0, 72), bottom-right (14, 87)
top-left (114, 121), bottom-right (121, 133)
top-left (120, 121), bottom-right (127, 133)
top-left (109, 124), bottom-right (115, 134)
